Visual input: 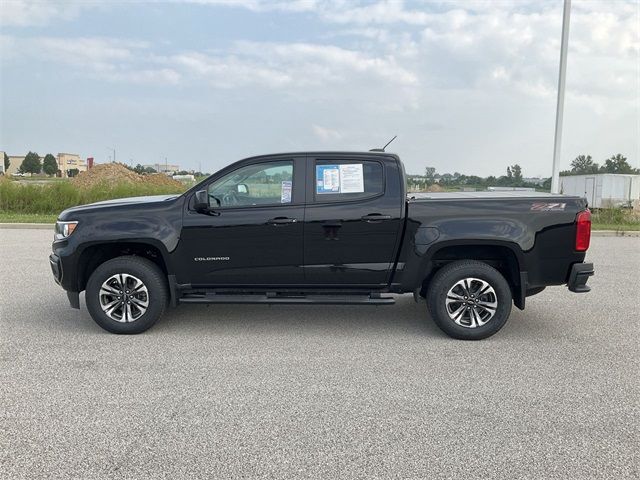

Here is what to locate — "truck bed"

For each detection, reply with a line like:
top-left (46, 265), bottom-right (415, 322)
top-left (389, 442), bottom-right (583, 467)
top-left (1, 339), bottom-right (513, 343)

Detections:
top-left (408, 191), bottom-right (577, 200)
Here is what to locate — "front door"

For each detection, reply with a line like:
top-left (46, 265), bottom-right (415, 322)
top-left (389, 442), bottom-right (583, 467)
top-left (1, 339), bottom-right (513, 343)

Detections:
top-left (303, 156), bottom-right (403, 287)
top-left (179, 157), bottom-right (306, 287)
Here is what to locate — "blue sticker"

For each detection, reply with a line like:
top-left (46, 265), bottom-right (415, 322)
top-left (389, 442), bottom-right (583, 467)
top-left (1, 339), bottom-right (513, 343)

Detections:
top-left (316, 165), bottom-right (340, 194)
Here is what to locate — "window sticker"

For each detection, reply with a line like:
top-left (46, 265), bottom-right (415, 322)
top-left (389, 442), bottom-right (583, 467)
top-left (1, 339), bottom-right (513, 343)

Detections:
top-left (339, 163), bottom-right (364, 193)
top-left (281, 180), bottom-right (292, 203)
top-left (316, 163), bottom-right (365, 194)
top-left (316, 165), bottom-right (340, 194)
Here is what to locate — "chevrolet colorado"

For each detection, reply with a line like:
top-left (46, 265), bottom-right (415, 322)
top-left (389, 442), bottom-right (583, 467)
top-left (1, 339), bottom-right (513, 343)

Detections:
top-left (50, 152), bottom-right (594, 340)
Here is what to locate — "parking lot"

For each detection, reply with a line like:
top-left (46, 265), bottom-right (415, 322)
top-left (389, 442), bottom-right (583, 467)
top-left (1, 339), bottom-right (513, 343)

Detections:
top-left (1, 228), bottom-right (638, 479)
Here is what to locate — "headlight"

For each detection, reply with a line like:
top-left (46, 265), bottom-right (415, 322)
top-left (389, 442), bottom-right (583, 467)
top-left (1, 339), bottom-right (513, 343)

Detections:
top-left (55, 221), bottom-right (78, 240)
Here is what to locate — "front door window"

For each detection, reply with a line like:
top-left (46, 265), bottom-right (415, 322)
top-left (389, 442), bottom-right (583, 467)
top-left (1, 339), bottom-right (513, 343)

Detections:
top-left (207, 161), bottom-right (294, 208)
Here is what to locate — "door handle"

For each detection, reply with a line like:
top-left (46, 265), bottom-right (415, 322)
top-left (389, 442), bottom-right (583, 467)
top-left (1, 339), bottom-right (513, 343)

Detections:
top-left (361, 213), bottom-right (392, 223)
top-left (267, 217), bottom-right (297, 226)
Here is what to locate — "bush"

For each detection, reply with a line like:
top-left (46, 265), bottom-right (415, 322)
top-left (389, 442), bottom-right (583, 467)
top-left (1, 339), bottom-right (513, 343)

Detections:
top-left (590, 207), bottom-right (640, 230)
top-left (0, 179), bottom-right (186, 215)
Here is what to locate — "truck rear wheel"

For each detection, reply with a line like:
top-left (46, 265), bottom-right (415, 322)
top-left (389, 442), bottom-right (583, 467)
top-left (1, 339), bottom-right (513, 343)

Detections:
top-left (85, 256), bottom-right (168, 334)
top-left (426, 260), bottom-right (512, 340)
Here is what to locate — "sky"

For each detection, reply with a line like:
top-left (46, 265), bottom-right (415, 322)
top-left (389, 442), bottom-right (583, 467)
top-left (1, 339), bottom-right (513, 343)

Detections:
top-left (0, 0), bottom-right (638, 177)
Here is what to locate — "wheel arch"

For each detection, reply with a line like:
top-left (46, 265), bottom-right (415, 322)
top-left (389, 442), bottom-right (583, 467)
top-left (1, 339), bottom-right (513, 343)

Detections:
top-left (418, 240), bottom-right (526, 309)
top-left (76, 239), bottom-right (171, 293)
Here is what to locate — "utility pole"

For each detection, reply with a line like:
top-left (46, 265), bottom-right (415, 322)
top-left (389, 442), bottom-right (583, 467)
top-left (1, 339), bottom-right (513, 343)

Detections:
top-left (107, 147), bottom-right (116, 164)
top-left (551, 0), bottom-right (571, 194)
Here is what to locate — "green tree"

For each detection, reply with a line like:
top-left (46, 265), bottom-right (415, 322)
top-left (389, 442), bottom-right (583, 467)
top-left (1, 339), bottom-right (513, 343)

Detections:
top-left (570, 155), bottom-right (599, 174)
top-left (511, 164), bottom-right (523, 183)
top-left (466, 175), bottom-right (483, 186)
top-left (19, 151), bottom-right (42, 174)
top-left (506, 166), bottom-right (512, 179)
top-left (439, 173), bottom-right (453, 185)
top-left (132, 164), bottom-right (157, 174)
top-left (600, 154), bottom-right (638, 174)
top-left (67, 168), bottom-right (79, 178)
top-left (424, 166), bottom-right (436, 182)
top-left (42, 154), bottom-right (58, 176)
top-left (3, 152), bottom-right (9, 172)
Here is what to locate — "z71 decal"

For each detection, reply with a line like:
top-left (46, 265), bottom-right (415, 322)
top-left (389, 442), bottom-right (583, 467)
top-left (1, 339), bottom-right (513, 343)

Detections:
top-left (530, 202), bottom-right (566, 211)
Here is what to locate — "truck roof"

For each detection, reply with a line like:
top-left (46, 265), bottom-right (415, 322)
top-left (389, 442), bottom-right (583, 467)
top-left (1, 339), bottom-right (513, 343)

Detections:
top-left (242, 151), bottom-right (399, 160)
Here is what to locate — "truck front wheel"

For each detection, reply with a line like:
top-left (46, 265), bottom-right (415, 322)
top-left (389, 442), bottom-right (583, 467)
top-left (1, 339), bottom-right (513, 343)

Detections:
top-left (85, 256), bottom-right (168, 334)
top-left (426, 260), bottom-right (512, 340)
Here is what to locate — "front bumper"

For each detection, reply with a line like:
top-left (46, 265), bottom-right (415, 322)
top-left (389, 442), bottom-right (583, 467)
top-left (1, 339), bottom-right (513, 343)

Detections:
top-left (568, 262), bottom-right (594, 293)
top-left (50, 252), bottom-right (80, 309)
top-left (49, 253), bottom-right (62, 284)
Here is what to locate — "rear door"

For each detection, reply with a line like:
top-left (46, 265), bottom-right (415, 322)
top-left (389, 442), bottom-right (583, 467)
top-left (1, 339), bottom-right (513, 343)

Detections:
top-left (179, 156), bottom-right (306, 286)
top-left (303, 155), bottom-right (403, 287)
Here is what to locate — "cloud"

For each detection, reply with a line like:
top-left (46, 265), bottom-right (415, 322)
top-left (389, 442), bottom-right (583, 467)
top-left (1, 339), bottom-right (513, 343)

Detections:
top-left (1, 36), bottom-right (180, 84)
top-left (0, 0), bottom-right (94, 26)
top-left (312, 124), bottom-right (343, 141)
top-left (178, 0), bottom-right (318, 12)
top-left (1, 0), bottom-right (637, 175)
top-left (2, 33), bottom-right (418, 91)
top-left (162, 41), bottom-right (419, 92)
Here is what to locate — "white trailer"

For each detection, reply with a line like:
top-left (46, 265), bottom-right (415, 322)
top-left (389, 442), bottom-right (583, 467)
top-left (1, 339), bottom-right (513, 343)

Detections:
top-left (560, 174), bottom-right (640, 208)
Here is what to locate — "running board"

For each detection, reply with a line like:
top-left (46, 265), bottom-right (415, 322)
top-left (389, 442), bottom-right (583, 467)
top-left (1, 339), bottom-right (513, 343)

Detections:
top-left (179, 293), bottom-right (395, 305)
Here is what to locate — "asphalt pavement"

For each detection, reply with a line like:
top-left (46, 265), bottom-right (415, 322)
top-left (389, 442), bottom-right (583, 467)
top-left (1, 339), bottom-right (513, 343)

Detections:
top-left (1, 229), bottom-right (638, 479)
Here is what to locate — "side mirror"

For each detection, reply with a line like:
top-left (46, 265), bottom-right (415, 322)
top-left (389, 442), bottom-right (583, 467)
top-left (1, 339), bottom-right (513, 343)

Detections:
top-left (194, 190), bottom-right (209, 212)
top-left (237, 183), bottom-right (248, 194)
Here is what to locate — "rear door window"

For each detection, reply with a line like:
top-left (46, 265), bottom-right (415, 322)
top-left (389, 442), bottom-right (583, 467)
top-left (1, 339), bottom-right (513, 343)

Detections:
top-left (314, 160), bottom-right (384, 202)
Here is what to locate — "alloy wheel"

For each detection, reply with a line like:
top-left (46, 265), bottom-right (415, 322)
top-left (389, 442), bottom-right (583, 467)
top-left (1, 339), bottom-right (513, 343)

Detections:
top-left (445, 277), bottom-right (498, 328)
top-left (99, 273), bottom-right (149, 323)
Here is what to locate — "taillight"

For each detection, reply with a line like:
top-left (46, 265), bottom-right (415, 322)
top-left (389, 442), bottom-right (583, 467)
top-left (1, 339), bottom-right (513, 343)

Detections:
top-left (575, 209), bottom-right (591, 251)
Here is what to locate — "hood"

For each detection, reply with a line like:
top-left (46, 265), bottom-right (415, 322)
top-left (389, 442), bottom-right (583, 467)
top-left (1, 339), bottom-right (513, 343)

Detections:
top-left (81, 194), bottom-right (179, 207)
top-left (59, 194), bottom-right (180, 219)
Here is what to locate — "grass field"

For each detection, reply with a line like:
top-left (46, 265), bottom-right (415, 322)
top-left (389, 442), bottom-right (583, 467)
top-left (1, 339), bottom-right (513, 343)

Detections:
top-left (0, 178), bottom-right (185, 216)
top-left (0, 212), bottom-right (59, 223)
top-left (590, 208), bottom-right (640, 231)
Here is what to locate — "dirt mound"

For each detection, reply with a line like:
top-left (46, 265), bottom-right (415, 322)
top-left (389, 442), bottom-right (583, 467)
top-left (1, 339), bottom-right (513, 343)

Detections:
top-left (144, 173), bottom-right (185, 188)
top-left (426, 183), bottom-right (445, 192)
top-left (72, 163), bottom-right (183, 189)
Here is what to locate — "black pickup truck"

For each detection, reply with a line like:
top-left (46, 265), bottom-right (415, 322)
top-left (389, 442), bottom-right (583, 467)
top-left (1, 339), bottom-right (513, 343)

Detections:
top-left (50, 152), bottom-right (593, 340)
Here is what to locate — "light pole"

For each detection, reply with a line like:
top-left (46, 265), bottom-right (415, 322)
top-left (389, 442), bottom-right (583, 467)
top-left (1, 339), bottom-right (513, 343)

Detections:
top-left (107, 147), bottom-right (116, 164)
top-left (551, 0), bottom-right (571, 194)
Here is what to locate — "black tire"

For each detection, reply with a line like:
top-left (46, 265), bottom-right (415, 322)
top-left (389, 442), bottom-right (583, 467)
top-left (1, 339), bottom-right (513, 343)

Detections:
top-left (85, 256), bottom-right (168, 334)
top-left (426, 260), bottom-right (512, 340)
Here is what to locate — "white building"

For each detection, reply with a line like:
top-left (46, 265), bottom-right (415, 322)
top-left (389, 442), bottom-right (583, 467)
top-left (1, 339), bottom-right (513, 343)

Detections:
top-left (560, 174), bottom-right (640, 208)
top-left (144, 163), bottom-right (180, 174)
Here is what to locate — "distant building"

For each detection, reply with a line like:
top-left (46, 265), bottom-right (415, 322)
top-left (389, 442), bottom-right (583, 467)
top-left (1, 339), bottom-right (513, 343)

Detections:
top-left (173, 174), bottom-right (196, 182)
top-left (1, 152), bottom-right (90, 177)
top-left (487, 186), bottom-right (536, 192)
top-left (523, 177), bottom-right (548, 186)
top-left (144, 163), bottom-right (180, 175)
top-left (4, 155), bottom-right (40, 175)
top-left (57, 153), bottom-right (87, 177)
